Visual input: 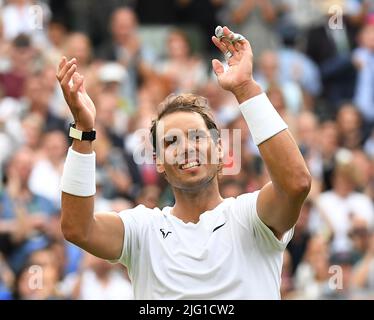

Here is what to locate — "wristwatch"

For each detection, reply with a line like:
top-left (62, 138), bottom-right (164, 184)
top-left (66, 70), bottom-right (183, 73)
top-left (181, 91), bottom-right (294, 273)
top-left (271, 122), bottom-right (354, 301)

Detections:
top-left (69, 123), bottom-right (96, 141)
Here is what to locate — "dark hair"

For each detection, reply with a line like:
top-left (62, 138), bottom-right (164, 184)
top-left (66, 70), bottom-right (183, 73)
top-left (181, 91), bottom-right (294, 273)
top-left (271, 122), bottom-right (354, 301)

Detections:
top-left (150, 93), bottom-right (220, 156)
top-left (13, 34), bottom-right (31, 48)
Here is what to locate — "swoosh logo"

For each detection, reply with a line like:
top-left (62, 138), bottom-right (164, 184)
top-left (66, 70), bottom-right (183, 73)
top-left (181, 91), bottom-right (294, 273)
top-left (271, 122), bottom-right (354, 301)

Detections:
top-left (212, 222), bottom-right (226, 233)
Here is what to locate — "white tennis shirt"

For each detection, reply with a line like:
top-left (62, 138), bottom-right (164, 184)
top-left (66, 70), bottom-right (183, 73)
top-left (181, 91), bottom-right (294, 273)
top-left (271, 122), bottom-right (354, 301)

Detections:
top-left (111, 191), bottom-right (293, 299)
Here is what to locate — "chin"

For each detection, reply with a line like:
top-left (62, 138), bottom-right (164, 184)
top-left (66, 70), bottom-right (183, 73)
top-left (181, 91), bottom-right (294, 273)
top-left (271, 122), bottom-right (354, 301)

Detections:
top-left (173, 173), bottom-right (216, 192)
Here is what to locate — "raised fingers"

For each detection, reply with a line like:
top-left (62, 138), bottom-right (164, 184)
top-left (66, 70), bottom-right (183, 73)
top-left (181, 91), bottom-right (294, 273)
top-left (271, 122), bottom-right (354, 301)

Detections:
top-left (58, 56), bottom-right (67, 73)
top-left (71, 72), bottom-right (84, 94)
top-left (56, 57), bottom-right (76, 82)
top-left (221, 27), bottom-right (238, 52)
top-left (213, 26), bottom-right (247, 61)
top-left (212, 36), bottom-right (227, 54)
top-left (60, 63), bottom-right (77, 93)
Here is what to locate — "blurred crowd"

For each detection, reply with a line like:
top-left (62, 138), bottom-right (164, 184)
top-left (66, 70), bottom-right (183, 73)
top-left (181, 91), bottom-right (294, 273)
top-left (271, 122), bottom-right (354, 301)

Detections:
top-left (0, 0), bottom-right (374, 300)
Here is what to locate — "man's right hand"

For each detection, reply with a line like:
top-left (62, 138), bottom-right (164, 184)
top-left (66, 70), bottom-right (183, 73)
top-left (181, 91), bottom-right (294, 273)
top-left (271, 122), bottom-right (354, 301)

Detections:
top-left (56, 57), bottom-right (96, 132)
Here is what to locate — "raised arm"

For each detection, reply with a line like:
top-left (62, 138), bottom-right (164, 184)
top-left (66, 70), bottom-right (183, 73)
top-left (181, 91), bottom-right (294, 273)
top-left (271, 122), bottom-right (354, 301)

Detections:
top-left (57, 57), bottom-right (124, 260)
top-left (212, 27), bottom-right (311, 238)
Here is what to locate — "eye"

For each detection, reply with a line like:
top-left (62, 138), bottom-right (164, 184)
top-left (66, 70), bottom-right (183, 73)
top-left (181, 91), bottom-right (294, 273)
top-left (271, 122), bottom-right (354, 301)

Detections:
top-left (164, 135), bottom-right (178, 147)
top-left (189, 130), bottom-right (207, 142)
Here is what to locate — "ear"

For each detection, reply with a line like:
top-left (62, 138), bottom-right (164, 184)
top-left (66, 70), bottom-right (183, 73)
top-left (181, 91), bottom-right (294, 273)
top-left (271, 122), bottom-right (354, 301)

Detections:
top-left (156, 163), bottom-right (165, 173)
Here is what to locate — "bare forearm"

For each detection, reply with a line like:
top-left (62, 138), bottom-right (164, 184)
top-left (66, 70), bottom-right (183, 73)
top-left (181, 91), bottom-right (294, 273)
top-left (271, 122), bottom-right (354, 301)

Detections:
top-left (258, 130), bottom-right (310, 199)
top-left (57, 56), bottom-right (125, 260)
top-left (234, 83), bottom-right (310, 233)
top-left (213, 26), bottom-right (309, 235)
top-left (256, 130), bottom-right (311, 234)
top-left (233, 82), bottom-right (310, 196)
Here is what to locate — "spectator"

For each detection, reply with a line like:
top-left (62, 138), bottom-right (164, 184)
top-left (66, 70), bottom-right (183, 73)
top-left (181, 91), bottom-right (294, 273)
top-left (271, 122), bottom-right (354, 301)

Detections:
top-left (197, 80), bottom-right (238, 128)
top-left (60, 253), bottom-right (133, 300)
top-left (266, 85), bottom-right (297, 133)
top-left (95, 91), bottom-right (128, 146)
top-left (348, 216), bottom-right (371, 263)
top-left (29, 130), bottom-right (68, 208)
top-left (318, 121), bottom-right (339, 191)
top-left (305, 6), bottom-right (357, 109)
top-left (0, 252), bottom-right (14, 299)
top-left (97, 7), bottom-right (156, 108)
top-left (64, 32), bottom-right (93, 74)
top-left (44, 19), bottom-right (68, 66)
top-left (287, 200), bottom-right (313, 275)
top-left (311, 156), bottom-right (374, 254)
top-left (135, 185), bottom-right (161, 208)
top-left (174, 0), bottom-right (224, 53)
top-left (94, 124), bottom-right (133, 200)
top-left (321, 251), bottom-right (355, 299)
top-left (294, 235), bottom-right (331, 299)
top-left (219, 179), bottom-right (244, 198)
top-left (20, 113), bottom-right (44, 152)
top-left (0, 0), bottom-right (50, 46)
top-left (336, 103), bottom-right (365, 150)
top-left (22, 73), bottom-right (66, 133)
top-left (0, 34), bottom-right (36, 99)
top-left (352, 19), bottom-right (374, 133)
top-left (158, 29), bottom-right (208, 93)
top-left (255, 50), bottom-right (304, 115)
top-left (0, 147), bottom-right (59, 273)
top-left (222, 0), bottom-right (280, 59)
top-left (277, 27), bottom-right (322, 106)
top-left (295, 111), bottom-right (323, 182)
top-left (14, 263), bottom-right (61, 300)
top-left (351, 231), bottom-right (374, 295)
top-left (280, 249), bottom-right (295, 299)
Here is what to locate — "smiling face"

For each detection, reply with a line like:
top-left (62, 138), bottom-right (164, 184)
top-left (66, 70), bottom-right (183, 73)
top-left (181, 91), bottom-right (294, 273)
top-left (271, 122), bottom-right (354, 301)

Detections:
top-left (155, 110), bottom-right (222, 192)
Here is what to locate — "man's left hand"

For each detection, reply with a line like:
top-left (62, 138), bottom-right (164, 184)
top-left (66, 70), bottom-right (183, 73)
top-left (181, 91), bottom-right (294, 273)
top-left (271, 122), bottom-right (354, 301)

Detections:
top-left (211, 26), bottom-right (261, 103)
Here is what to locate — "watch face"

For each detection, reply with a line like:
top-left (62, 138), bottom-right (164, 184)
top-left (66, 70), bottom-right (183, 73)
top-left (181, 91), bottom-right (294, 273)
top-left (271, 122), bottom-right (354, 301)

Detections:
top-left (69, 125), bottom-right (96, 141)
top-left (69, 126), bottom-right (83, 140)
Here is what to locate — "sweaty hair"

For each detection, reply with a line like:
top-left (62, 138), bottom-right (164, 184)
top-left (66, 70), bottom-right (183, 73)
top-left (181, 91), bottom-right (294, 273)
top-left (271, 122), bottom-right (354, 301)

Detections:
top-left (150, 93), bottom-right (220, 155)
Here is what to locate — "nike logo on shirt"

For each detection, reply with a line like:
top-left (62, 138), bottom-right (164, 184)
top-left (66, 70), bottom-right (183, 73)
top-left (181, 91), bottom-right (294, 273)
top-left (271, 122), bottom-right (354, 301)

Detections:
top-left (212, 222), bottom-right (226, 232)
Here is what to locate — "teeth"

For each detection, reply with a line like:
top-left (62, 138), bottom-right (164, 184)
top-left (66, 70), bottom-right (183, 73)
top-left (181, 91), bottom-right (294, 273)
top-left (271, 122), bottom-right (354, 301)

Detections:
top-left (181, 161), bottom-right (199, 170)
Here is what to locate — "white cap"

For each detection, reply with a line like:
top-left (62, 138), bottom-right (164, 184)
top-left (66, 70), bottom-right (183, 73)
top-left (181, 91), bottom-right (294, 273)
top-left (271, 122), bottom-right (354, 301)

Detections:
top-left (98, 62), bottom-right (127, 83)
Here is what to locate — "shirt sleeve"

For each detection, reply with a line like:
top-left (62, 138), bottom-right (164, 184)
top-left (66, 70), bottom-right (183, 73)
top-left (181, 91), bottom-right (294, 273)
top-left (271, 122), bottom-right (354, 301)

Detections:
top-left (107, 204), bottom-right (149, 270)
top-left (234, 191), bottom-right (294, 251)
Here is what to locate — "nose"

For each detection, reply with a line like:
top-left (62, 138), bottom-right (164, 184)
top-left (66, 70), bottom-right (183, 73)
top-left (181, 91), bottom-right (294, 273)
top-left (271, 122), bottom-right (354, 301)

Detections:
top-left (176, 137), bottom-right (198, 162)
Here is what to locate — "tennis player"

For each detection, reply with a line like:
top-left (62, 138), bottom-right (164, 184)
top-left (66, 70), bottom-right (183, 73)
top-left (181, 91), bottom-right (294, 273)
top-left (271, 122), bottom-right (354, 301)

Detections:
top-left (57, 26), bottom-right (311, 299)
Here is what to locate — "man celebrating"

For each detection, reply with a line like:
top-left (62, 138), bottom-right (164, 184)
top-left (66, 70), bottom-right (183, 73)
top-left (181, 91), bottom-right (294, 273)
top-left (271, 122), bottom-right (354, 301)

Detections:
top-left (57, 26), bottom-right (311, 299)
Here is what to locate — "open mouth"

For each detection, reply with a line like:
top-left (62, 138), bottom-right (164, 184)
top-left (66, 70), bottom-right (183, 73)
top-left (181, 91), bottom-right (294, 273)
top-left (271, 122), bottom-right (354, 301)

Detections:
top-left (179, 160), bottom-right (201, 170)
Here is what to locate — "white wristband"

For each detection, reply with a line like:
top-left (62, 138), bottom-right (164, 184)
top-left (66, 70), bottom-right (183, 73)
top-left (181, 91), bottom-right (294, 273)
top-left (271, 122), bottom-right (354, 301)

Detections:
top-left (61, 147), bottom-right (96, 197)
top-left (239, 93), bottom-right (288, 146)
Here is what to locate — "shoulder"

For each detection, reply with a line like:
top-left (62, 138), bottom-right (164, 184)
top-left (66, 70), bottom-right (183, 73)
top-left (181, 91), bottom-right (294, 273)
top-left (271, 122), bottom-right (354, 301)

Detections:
top-left (232, 191), bottom-right (260, 209)
top-left (231, 191), bottom-right (294, 251)
top-left (225, 191), bottom-right (260, 228)
top-left (349, 192), bottom-right (373, 205)
top-left (353, 48), bottom-right (370, 61)
top-left (117, 204), bottom-right (166, 225)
